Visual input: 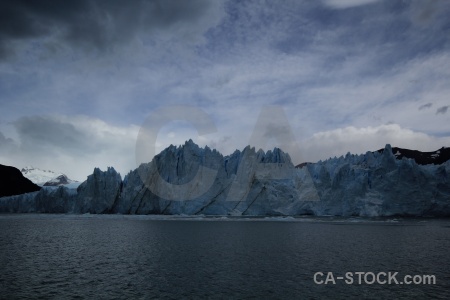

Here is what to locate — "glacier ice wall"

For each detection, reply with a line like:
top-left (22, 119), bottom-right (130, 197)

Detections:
top-left (1, 142), bottom-right (449, 217)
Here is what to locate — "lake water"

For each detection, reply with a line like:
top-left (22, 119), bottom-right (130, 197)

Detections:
top-left (1, 214), bottom-right (449, 299)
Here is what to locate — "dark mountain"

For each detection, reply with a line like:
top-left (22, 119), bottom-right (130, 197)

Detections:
top-left (295, 146), bottom-right (450, 168)
top-left (295, 162), bottom-right (311, 168)
top-left (377, 146), bottom-right (450, 165)
top-left (0, 164), bottom-right (41, 197)
top-left (43, 174), bottom-right (72, 186)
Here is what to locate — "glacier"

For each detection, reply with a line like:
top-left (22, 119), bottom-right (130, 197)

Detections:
top-left (1, 141), bottom-right (449, 217)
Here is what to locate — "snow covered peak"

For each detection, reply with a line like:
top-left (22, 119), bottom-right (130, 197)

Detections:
top-left (21, 167), bottom-right (61, 185)
top-left (43, 174), bottom-right (79, 187)
top-left (21, 166), bottom-right (78, 187)
top-left (21, 166), bottom-right (54, 175)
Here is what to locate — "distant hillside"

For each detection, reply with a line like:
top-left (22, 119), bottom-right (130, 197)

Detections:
top-left (296, 146), bottom-right (450, 168)
top-left (0, 164), bottom-right (41, 197)
top-left (43, 174), bottom-right (78, 187)
top-left (376, 146), bottom-right (450, 165)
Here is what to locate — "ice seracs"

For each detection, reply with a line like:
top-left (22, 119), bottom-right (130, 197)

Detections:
top-left (1, 142), bottom-right (450, 217)
top-left (75, 167), bottom-right (122, 213)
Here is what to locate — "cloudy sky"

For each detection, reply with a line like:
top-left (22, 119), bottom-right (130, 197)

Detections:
top-left (0, 0), bottom-right (449, 180)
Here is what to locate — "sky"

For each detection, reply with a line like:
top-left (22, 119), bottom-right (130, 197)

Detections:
top-left (0, 0), bottom-right (450, 181)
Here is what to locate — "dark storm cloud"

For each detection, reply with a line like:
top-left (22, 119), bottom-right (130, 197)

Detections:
top-left (12, 116), bottom-right (96, 155)
top-left (418, 103), bottom-right (433, 110)
top-left (0, 131), bottom-right (17, 153)
top-left (281, 1), bottom-right (449, 76)
top-left (436, 106), bottom-right (449, 115)
top-left (412, 0), bottom-right (440, 24)
top-left (0, 0), bottom-right (216, 59)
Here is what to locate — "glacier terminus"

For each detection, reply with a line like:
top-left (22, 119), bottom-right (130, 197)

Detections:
top-left (1, 141), bottom-right (449, 217)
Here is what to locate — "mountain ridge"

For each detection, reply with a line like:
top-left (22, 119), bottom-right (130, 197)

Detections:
top-left (0, 164), bottom-right (41, 197)
top-left (296, 146), bottom-right (450, 168)
top-left (377, 146), bottom-right (450, 165)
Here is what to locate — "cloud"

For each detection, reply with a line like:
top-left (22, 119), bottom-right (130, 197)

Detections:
top-left (410, 0), bottom-right (448, 25)
top-left (2, 114), bottom-right (450, 182)
top-left (418, 103), bottom-right (433, 110)
top-left (301, 124), bottom-right (450, 163)
top-left (0, 131), bottom-right (18, 155)
top-left (13, 116), bottom-right (96, 156)
top-left (0, 115), bottom-right (140, 180)
top-left (0, 0), bottom-right (224, 60)
top-left (321, 0), bottom-right (381, 9)
top-left (1, 1), bottom-right (450, 175)
top-left (436, 106), bottom-right (449, 115)
top-left (206, 136), bottom-right (231, 151)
